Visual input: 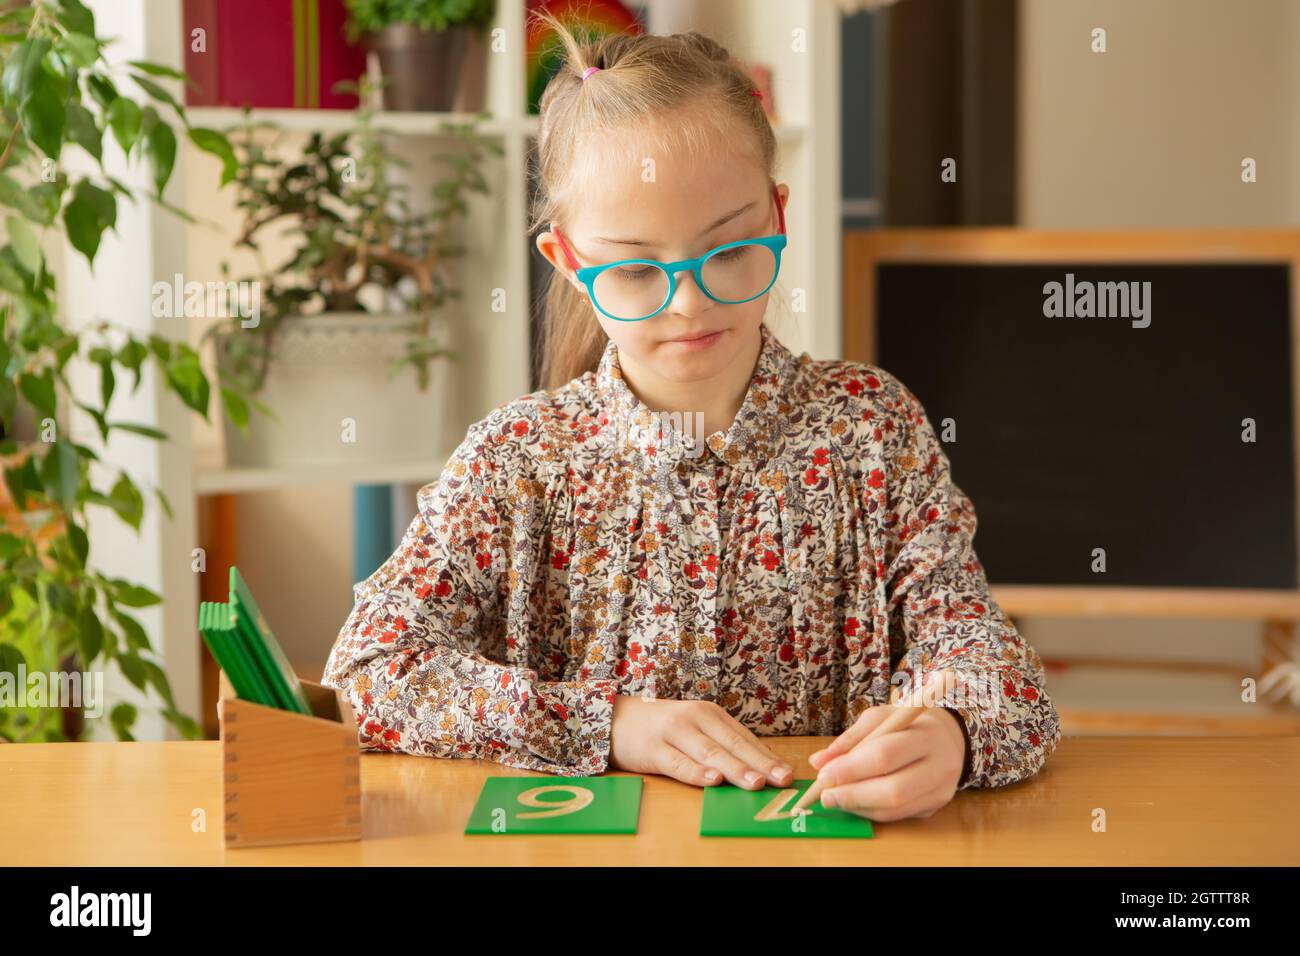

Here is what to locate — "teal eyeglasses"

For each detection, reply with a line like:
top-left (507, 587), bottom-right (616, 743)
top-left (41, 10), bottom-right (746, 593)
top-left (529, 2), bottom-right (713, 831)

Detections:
top-left (550, 183), bottom-right (787, 322)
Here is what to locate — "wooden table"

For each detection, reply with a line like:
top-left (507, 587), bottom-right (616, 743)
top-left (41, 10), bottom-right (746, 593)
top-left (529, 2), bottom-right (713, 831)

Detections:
top-left (2, 736), bottom-right (1296, 865)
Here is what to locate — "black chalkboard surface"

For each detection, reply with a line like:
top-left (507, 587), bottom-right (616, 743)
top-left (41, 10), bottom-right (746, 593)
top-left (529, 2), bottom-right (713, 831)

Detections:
top-left (875, 263), bottom-right (1297, 589)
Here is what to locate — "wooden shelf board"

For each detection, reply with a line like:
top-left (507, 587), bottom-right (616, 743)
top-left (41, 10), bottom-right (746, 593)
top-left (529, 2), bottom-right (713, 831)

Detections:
top-left (1049, 664), bottom-right (1300, 735)
top-left (992, 584), bottom-right (1300, 621)
top-left (184, 107), bottom-right (806, 143)
top-left (193, 447), bottom-right (458, 495)
top-left (186, 106), bottom-right (513, 136)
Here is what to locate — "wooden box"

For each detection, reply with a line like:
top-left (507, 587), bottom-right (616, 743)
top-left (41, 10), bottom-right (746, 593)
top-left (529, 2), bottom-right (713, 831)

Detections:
top-left (218, 672), bottom-right (362, 848)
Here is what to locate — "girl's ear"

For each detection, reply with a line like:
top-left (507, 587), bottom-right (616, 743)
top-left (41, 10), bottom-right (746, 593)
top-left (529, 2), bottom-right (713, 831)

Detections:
top-left (535, 228), bottom-right (568, 273)
top-left (535, 230), bottom-right (586, 292)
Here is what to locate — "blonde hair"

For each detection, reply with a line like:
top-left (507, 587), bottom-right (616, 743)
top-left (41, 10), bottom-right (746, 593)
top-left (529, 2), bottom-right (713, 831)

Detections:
top-left (528, 10), bottom-right (779, 390)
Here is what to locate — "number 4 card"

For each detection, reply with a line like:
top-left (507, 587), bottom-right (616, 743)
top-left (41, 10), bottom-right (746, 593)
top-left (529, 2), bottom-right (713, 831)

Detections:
top-left (465, 776), bottom-right (643, 835)
top-left (700, 780), bottom-right (875, 838)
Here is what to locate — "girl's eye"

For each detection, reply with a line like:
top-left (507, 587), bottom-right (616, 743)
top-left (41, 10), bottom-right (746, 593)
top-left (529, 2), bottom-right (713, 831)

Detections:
top-left (712, 246), bottom-right (749, 262)
top-left (613, 266), bottom-right (658, 281)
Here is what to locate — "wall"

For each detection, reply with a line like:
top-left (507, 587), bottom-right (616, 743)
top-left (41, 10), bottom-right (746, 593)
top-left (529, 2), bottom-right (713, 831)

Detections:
top-left (1015, 0), bottom-right (1300, 678)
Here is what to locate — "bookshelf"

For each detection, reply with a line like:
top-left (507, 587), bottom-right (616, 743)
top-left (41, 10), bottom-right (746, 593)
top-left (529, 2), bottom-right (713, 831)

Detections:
top-left (72, 0), bottom-right (841, 735)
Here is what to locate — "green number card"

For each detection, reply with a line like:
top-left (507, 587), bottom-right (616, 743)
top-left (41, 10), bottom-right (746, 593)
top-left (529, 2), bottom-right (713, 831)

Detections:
top-left (465, 776), bottom-right (643, 835)
top-left (700, 780), bottom-right (875, 838)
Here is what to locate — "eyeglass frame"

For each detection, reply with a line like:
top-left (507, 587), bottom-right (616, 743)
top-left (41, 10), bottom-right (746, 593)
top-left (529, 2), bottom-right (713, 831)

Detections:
top-left (549, 182), bottom-right (788, 322)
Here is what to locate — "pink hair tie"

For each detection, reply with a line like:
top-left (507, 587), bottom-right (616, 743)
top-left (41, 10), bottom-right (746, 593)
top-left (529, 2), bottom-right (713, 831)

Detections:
top-left (581, 66), bottom-right (601, 82)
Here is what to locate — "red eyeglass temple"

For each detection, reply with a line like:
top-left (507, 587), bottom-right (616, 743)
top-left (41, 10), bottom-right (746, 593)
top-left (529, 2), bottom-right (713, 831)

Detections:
top-left (553, 183), bottom-right (787, 273)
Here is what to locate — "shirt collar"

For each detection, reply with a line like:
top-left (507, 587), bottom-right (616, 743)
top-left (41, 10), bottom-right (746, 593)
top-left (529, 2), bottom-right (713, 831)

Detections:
top-left (593, 323), bottom-right (800, 470)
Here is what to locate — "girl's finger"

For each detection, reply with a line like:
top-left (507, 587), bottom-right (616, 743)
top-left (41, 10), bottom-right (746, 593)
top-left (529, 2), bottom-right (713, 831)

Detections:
top-left (701, 708), bottom-right (794, 785)
top-left (814, 704), bottom-right (899, 766)
top-left (838, 779), bottom-right (953, 823)
top-left (821, 753), bottom-right (945, 816)
top-left (817, 718), bottom-right (929, 786)
top-left (667, 722), bottom-right (767, 790)
top-left (655, 743), bottom-right (725, 788)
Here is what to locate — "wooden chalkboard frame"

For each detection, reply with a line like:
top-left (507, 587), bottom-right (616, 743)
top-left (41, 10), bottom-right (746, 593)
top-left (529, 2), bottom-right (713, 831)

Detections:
top-left (843, 228), bottom-right (1300, 631)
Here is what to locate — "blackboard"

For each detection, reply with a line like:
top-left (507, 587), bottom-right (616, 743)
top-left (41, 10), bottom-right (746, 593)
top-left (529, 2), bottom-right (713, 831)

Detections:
top-left (876, 263), bottom-right (1297, 589)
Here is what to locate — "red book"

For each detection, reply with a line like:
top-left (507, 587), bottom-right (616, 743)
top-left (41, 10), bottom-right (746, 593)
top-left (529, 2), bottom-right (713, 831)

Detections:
top-left (183, 0), bottom-right (365, 110)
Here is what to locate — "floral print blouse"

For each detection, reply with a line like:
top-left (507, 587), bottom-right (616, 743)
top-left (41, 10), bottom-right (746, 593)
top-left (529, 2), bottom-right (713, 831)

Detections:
top-left (323, 323), bottom-right (1061, 790)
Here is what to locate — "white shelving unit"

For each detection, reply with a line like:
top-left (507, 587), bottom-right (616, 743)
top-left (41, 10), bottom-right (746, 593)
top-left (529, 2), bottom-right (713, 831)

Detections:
top-left (79, 0), bottom-right (841, 732)
top-left (186, 106), bottom-right (809, 143)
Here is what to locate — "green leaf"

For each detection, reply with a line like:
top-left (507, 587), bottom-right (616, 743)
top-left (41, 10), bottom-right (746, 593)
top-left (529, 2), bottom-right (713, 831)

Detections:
top-left (144, 120), bottom-right (176, 196)
top-left (154, 485), bottom-right (173, 520)
top-left (0, 257), bottom-right (34, 296)
top-left (66, 520), bottom-right (88, 567)
top-left (74, 400), bottom-right (108, 443)
top-left (52, 0), bottom-right (95, 37)
top-left (3, 457), bottom-right (28, 509)
top-left (106, 96), bottom-right (141, 154)
top-left (188, 127), bottom-right (237, 185)
top-left (116, 339), bottom-right (147, 393)
top-left (130, 73), bottom-right (184, 120)
top-left (19, 65), bottom-right (65, 159)
top-left (54, 336), bottom-right (79, 373)
top-left (0, 531), bottom-right (24, 561)
top-left (63, 179), bottom-right (116, 263)
top-left (109, 421), bottom-right (166, 440)
top-left (127, 60), bottom-right (186, 81)
top-left (59, 32), bottom-right (99, 69)
top-left (111, 581), bottom-right (161, 608)
top-left (2, 37), bottom-right (50, 104)
top-left (86, 72), bottom-right (117, 110)
top-left (117, 652), bottom-right (147, 691)
top-left (0, 642), bottom-right (25, 678)
top-left (141, 658), bottom-right (175, 708)
top-left (76, 603), bottom-right (103, 662)
top-left (220, 386), bottom-right (249, 430)
top-left (112, 608), bottom-right (150, 650)
top-left (165, 350), bottom-right (208, 417)
top-left (0, 375), bottom-right (14, 430)
top-left (109, 701), bottom-right (136, 740)
top-left (91, 349), bottom-right (114, 409)
top-left (107, 472), bottom-right (143, 530)
top-left (40, 439), bottom-right (79, 511)
top-left (5, 214), bottom-right (41, 274)
top-left (18, 369), bottom-right (55, 417)
top-left (146, 333), bottom-right (170, 363)
top-left (65, 100), bottom-right (102, 161)
top-left (161, 708), bottom-right (203, 741)
top-left (0, 172), bottom-right (56, 224)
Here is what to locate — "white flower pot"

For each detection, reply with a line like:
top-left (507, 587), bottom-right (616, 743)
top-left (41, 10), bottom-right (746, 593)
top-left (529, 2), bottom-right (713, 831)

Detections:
top-left (217, 313), bottom-right (448, 469)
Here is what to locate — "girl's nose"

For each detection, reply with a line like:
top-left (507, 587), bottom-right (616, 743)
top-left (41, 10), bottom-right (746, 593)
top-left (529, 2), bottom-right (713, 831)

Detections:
top-left (665, 268), bottom-right (712, 316)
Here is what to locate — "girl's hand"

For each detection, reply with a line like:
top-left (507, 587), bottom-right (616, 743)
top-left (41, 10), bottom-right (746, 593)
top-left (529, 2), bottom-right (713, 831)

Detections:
top-left (805, 704), bottom-right (968, 821)
top-left (609, 696), bottom-right (795, 789)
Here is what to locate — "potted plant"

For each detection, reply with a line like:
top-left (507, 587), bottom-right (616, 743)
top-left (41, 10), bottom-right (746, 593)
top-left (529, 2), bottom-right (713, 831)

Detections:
top-left (208, 92), bottom-right (501, 468)
top-left (0, 0), bottom-right (238, 741)
top-left (345, 0), bottom-right (497, 112)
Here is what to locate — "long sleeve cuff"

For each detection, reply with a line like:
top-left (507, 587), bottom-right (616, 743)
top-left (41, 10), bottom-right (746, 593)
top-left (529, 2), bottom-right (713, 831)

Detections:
top-left (938, 665), bottom-right (1059, 791)
top-left (513, 678), bottom-right (619, 776)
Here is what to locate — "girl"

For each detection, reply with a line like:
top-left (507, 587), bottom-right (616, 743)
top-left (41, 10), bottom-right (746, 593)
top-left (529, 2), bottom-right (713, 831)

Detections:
top-left (323, 16), bottom-right (1060, 822)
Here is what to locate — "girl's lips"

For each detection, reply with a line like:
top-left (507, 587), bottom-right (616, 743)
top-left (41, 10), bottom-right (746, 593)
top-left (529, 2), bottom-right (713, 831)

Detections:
top-left (667, 330), bottom-right (725, 348)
